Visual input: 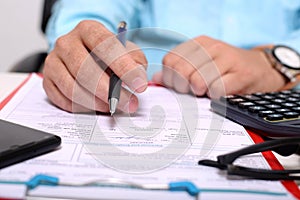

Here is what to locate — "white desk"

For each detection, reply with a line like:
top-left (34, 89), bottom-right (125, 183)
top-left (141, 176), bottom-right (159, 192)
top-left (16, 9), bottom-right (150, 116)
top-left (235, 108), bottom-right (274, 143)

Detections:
top-left (0, 72), bottom-right (299, 183)
top-left (0, 72), bottom-right (28, 103)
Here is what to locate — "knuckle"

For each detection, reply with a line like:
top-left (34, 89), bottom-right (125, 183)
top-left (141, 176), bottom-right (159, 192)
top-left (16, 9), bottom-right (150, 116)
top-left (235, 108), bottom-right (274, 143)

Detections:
top-left (43, 53), bottom-right (56, 75)
top-left (55, 35), bottom-right (70, 51)
top-left (172, 58), bottom-right (193, 78)
top-left (132, 51), bottom-right (147, 66)
top-left (162, 54), bottom-right (173, 67)
top-left (44, 52), bottom-right (55, 64)
top-left (77, 20), bottom-right (111, 46)
top-left (93, 35), bottom-right (109, 49)
top-left (117, 59), bottom-right (134, 76)
top-left (197, 35), bottom-right (211, 41)
top-left (76, 20), bottom-right (99, 31)
top-left (211, 42), bottom-right (226, 51)
top-left (42, 57), bottom-right (51, 74)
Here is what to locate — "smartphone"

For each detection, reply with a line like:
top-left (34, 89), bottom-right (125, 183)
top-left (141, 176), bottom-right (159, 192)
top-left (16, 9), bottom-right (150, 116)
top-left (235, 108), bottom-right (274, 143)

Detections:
top-left (0, 119), bottom-right (61, 169)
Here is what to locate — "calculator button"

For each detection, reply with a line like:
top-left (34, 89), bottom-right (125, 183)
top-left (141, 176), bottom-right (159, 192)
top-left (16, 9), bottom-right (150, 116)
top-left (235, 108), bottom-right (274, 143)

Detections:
top-left (248, 106), bottom-right (266, 113)
top-left (228, 98), bottom-right (244, 105)
top-left (283, 112), bottom-right (299, 119)
top-left (255, 100), bottom-right (271, 105)
top-left (238, 102), bottom-right (255, 108)
top-left (275, 108), bottom-right (290, 113)
top-left (220, 95), bottom-right (237, 102)
top-left (280, 90), bottom-right (292, 94)
top-left (258, 110), bottom-right (275, 117)
top-left (282, 102), bottom-right (297, 108)
top-left (292, 107), bottom-right (300, 111)
top-left (265, 104), bottom-right (281, 109)
top-left (271, 99), bottom-right (286, 103)
top-left (276, 94), bottom-right (288, 99)
top-left (266, 114), bottom-right (284, 121)
top-left (286, 97), bottom-right (299, 102)
top-left (291, 93), bottom-right (300, 98)
top-left (240, 94), bottom-right (261, 101)
top-left (253, 92), bottom-right (264, 97)
top-left (261, 95), bottom-right (275, 100)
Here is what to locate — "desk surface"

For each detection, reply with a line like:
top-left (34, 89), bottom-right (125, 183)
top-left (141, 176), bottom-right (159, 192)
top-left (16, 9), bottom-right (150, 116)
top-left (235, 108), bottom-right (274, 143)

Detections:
top-left (0, 72), bottom-right (28, 103)
top-left (0, 72), bottom-right (299, 182)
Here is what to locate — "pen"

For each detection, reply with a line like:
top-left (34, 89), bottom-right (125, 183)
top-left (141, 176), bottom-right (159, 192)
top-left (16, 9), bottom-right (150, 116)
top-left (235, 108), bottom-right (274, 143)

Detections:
top-left (108, 21), bottom-right (127, 115)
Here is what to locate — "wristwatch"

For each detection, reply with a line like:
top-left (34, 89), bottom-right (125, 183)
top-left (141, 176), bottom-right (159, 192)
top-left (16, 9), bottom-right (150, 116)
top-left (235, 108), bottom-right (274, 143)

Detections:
top-left (264, 45), bottom-right (300, 82)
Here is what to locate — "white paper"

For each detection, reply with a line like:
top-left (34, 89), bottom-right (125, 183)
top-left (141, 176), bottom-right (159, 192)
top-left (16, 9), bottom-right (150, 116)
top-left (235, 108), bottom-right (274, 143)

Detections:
top-left (0, 74), bottom-right (294, 199)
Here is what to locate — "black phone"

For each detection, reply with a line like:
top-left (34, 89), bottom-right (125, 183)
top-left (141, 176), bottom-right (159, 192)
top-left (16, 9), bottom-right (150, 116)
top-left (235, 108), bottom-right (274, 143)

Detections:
top-left (0, 119), bottom-right (61, 169)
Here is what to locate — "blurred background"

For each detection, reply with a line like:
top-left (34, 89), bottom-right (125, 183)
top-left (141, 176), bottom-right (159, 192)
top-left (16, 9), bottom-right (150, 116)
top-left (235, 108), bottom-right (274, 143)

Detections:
top-left (0, 0), bottom-right (47, 72)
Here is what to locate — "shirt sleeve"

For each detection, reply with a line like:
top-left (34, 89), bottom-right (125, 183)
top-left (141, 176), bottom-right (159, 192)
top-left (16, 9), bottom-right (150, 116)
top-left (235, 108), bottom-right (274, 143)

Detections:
top-left (275, 29), bottom-right (300, 53)
top-left (273, 1), bottom-right (300, 52)
top-left (46, 0), bottom-right (143, 51)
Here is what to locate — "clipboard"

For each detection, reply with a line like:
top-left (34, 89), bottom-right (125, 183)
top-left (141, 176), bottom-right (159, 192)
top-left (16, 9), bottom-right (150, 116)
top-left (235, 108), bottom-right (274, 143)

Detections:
top-left (0, 73), bottom-right (299, 199)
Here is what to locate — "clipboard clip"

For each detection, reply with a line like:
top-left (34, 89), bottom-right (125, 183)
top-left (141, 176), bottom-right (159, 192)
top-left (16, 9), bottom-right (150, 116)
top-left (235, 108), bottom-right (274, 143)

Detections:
top-left (23, 174), bottom-right (199, 196)
top-left (1, 174), bottom-right (287, 198)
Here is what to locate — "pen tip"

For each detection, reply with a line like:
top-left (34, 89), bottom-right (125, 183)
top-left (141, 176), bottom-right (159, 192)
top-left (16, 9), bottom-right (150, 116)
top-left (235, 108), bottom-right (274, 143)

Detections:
top-left (109, 98), bottom-right (118, 116)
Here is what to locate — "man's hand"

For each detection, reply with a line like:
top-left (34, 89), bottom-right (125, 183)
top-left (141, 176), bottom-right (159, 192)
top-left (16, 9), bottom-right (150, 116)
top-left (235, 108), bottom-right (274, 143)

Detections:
top-left (43, 20), bottom-right (148, 113)
top-left (152, 35), bottom-right (286, 98)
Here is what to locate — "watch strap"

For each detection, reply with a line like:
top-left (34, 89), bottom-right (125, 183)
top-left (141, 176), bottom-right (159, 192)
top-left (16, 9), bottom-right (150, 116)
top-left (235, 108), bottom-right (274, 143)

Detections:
top-left (280, 74), bottom-right (300, 90)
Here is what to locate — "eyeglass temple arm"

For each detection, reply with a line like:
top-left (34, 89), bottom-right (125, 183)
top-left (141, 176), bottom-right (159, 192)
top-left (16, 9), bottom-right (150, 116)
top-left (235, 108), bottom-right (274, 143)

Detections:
top-left (217, 137), bottom-right (300, 165)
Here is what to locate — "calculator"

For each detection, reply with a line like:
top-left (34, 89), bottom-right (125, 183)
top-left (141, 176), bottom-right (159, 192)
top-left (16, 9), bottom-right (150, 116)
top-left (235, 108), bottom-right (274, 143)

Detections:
top-left (210, 89), bottom-right (300, 137)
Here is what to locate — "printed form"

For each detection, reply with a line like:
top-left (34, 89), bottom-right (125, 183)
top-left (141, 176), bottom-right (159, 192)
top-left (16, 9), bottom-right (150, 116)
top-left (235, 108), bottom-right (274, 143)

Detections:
top-left (0, 74), bottom-right (295, 199)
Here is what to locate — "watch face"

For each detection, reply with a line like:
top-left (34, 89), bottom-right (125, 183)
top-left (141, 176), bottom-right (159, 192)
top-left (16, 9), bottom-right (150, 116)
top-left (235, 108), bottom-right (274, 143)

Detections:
top-left (273, 46), bottom-right (300, 69)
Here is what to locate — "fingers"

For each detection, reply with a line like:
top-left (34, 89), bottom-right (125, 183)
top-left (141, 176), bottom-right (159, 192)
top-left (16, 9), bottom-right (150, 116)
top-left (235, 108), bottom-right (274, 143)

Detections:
top-left (43, 53), bottom-right (108, 112)
top-left (189, 56), bottom-right (231, 96)
top-left (76, 21), bottom-right (147, 93)
top-left (161, 36), bottom-right (219, 94)
top-left (44, 20), bottom-right (148, 113)
top-left (43, 77), bottom-right (91, 113)
top-left (44, 50), bottom-right (139, 113)
top-left (208, 73), bottom-right (243, 98)
top-left (152, 71), bottom-right (163, 84)
top-left (161, 40), bottom-right (199, 90)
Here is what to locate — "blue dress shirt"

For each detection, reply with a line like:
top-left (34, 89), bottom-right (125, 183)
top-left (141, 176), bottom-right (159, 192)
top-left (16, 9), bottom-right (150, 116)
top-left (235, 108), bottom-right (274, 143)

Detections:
top-left (46, 0), bottom-right (300, 79)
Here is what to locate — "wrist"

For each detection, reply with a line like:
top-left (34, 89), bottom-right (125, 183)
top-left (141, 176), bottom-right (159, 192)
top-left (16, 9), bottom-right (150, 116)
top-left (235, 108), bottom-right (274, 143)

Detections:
top-left (253, 45), bottom-right (300, 90)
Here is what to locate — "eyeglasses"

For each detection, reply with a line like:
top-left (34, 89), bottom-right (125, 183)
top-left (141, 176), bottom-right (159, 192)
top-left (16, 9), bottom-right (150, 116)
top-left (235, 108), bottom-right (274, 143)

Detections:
top-left (198, 137), bottom-right (300, 180)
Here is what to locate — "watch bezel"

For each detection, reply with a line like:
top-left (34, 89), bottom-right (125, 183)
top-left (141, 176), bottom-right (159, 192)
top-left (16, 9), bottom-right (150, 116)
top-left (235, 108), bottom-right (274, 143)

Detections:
top-left (271, 45), bottom-right (300, 70)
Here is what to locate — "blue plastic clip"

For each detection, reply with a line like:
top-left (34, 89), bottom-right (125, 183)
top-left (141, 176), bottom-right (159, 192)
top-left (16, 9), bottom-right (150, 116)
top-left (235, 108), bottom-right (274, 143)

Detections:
top-left (26, 174), bottom-right (59, 189)
top-left (169, 181), bottom-right (200, 196)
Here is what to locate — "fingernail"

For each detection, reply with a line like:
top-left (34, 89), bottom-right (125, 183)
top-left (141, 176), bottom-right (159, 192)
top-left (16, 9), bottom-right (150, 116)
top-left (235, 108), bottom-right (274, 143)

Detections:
top-left (131, 77), bottom-right (147, 93)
